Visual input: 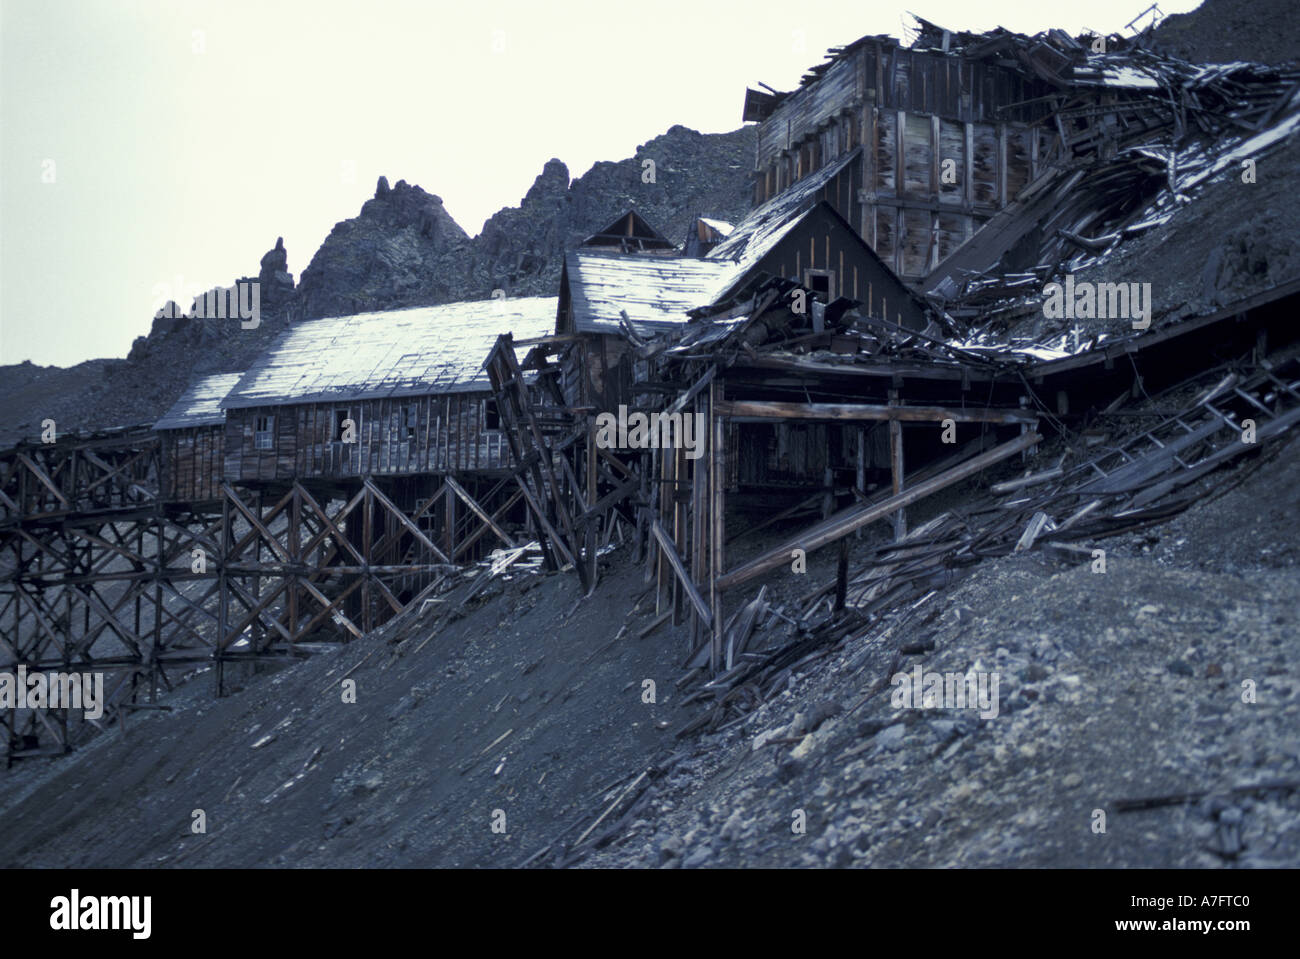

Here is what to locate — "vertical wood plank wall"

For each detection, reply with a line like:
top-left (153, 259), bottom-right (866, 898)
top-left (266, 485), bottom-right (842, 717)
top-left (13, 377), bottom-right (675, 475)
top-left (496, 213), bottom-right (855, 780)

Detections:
top-left (223, 391), bottom-right (515, 483)
top-left (752, 40), bottom-right (1060, 281)
top-left (159, 425), bottom-right (225, 502)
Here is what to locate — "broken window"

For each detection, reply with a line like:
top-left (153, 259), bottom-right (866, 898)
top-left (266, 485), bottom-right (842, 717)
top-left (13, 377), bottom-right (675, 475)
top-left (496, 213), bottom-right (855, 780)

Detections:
top-left (334, 409), bottom-right (350, 441)
top-left (484, 399), bottom-right (501, 431)
top-left (804, 269), bottom-right (835, 302)
top-left (401, 404), bottom-right (417, 442)
top-left (254, 415), bottom-right (274, 451)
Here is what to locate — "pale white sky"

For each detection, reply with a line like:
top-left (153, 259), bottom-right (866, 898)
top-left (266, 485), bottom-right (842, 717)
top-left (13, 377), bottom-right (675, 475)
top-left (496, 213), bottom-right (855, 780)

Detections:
top-left (0, 0), bottom-right (1202, 367)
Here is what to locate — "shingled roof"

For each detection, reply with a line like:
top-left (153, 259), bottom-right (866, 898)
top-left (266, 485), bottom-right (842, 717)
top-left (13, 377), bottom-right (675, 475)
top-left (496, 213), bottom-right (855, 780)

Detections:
top-left (708, 147), bottom-right (861, 270)
top-left (154, 373), bottom-right (244, 430)
top-left (223, 297), bottom-right (556, 410)
top-left (560, 251), bottom-right (740, 335)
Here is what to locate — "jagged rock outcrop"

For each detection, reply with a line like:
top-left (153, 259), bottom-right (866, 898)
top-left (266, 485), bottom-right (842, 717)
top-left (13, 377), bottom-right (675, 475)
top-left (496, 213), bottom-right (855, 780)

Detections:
top-left (465, 124), bottom-right (756, 299)
top-left (0, 124), bottom-right (756, 444)
top-left (259, 236), bottom-right (295, 307)
top-left (296, 124), bottom-right (756, 313)
top-left (295, 178), bottom-right (472, 320)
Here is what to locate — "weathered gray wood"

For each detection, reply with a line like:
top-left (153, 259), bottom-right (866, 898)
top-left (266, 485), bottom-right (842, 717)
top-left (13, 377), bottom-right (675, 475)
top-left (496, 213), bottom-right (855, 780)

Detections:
top-left (716, 431), bottom-right (1041, 592)
top-left (650, 518), bottom-right (713, 629)
top-left (714, 399), bottom-right (1036, 424)
top-left (445, 475), bottom-right (517, 549)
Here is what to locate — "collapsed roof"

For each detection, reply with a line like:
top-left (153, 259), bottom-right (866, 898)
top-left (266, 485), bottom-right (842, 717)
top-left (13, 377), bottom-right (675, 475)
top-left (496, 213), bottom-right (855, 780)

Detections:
top-left (742, 15), bottom-right (1299, 365)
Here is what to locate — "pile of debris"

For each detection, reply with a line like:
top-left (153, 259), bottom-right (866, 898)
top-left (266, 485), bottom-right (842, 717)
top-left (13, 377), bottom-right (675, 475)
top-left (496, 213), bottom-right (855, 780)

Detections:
top-left (916, 15), bottom-right (1300, 354)
top-left (663, 343), bottom-right (1300, 740)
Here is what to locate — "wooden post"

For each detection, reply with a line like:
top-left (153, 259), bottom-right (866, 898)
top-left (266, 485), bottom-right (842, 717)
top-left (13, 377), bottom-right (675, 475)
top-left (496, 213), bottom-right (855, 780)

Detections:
top-left (834, 539), bottom-right (849, 612)
top-left (691, 391), bottom-right (707, 650)
top-left (586, 417), bottom-right (598, 592)
top-left (672, 442), bottom-right (687, 626)
top-left (217, 491), bottom-right (230, 697)
top-left (288, 484), bottom-right (298, 643)
top-left (889, 389), bottom-right (906, 540)
top-left (709, 380), bottom-right (726, 675)
top-left (363, 481), bottom-right (374, 634)
top-left (856, 425), bottom-right (869, 540)
top-left (443, 476), bottom-right (457, 563)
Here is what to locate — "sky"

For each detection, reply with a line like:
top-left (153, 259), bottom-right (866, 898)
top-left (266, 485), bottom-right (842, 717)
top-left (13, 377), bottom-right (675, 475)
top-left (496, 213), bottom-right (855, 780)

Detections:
top-left (0, 0), bottom-right (1203, 368)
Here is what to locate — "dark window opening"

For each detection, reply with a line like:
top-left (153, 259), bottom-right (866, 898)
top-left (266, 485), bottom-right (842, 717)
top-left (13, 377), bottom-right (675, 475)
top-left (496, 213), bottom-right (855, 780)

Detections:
top-left (334, 409), bottom-right (350, 441)
top-left (805, 269), bottom-right (835, 302)
top-left (484, 399), bottom-right (501, 431)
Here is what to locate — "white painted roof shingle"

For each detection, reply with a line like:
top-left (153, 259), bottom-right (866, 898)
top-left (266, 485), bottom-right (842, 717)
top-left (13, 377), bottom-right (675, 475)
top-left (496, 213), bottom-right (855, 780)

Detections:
top-left (223, 297), bottom-right (556, 410)
top-left (564, 252), bottom-right (740, 334)
top-left (154, 373), bottom-right (244, 430)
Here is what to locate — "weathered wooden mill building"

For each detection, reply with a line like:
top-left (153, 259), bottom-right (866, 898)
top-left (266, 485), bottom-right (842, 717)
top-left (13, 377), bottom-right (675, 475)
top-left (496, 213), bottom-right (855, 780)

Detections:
top-left (742, 27), bottom-right (1071, 281)
top-left (221, 297), bottom-right (555, 487)
top-left (212, 295), bottom-right (559, 616)
top-left (9, 16), bottom-right (1300, 766)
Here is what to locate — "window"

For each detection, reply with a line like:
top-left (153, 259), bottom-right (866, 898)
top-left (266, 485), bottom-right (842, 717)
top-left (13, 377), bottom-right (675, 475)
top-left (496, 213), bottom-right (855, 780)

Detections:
top-left (483, 399), bottom-right (501, 431)
top-left (401, 404), bottom-right (417, 442)
top-left (804, 269), bottom-right (835, 302)
top-left (334, 409), bottom-right (350, 441)
top-left (254, 415), bottom-right (274, 450)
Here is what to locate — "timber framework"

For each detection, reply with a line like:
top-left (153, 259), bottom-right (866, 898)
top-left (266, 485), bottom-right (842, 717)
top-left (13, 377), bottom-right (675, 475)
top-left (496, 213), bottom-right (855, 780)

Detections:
top-left (4, 13), bottom-right (1300, 764)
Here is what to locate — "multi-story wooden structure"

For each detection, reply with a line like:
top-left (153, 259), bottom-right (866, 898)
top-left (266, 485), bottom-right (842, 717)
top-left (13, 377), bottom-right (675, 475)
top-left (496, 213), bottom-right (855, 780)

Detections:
top-left (743, 32), bottom-right (1060, 281)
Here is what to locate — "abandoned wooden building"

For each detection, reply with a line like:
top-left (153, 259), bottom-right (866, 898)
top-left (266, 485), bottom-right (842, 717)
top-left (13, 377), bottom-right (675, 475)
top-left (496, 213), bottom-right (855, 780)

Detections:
top-left (222, 298), bottom-right (553, 485)
top-left (8, 17), bottom-right (1300, 765)
top-left (706, 199), bottom-right (931, 331)
top-left (555, 250), bottom-right (737, 410)
top-left (154, 372), bottom-right (243, 503)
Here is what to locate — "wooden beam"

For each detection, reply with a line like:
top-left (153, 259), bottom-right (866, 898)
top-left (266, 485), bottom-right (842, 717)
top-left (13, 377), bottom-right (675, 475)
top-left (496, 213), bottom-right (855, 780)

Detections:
top-left (445, 475), bottom-right (517, 550)
top-left (455, 488), bottom-right (523, 560)
top-left (709, 381), bottom-right (725, 674)
top-left (668, 364), bottom-right (717, 415)
top-left (714, 399), bottom-right (1036, 424)
top-left (221, 484), bottom-right (293, 563)
top-left (16, 453), bottom-right (70, 508)
top-left (511, 474), bottom-right (576, 568)
top-left (715, 431), bottom-right (1041, 592)
top-left (365, 477), bottom-right (453, 563)
top-left (889, 389), bottom-right (906, 540)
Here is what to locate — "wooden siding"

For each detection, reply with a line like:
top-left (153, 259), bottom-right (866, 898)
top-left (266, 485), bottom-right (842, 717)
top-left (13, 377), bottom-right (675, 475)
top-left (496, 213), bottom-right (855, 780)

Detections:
top-left (159, 425), bottom-right (224, 502)
top-left (741, 204), bottom-right (927, 330)
top-left (559, 334), bottom-right (635, 412)
top-left (754, 40), bottom-right (1064, 281)
top-left (224, 391), bottom-right (520, 484)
